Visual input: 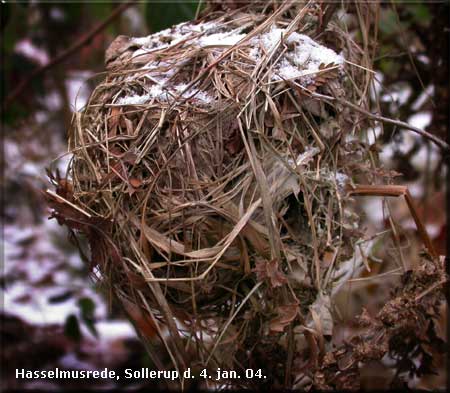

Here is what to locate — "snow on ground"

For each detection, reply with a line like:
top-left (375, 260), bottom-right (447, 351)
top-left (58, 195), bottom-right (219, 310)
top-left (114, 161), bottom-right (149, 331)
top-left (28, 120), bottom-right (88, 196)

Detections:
top-left (379, 111), bottom-right (440, 173)
top-left (15, 39), bottom-right (49, 66)
top-left (65, 71), bottom-right (94, 111)
top-left (3, 219), bottom-right (107, 325)
top-left (3, 119), bottom-right (138, 371)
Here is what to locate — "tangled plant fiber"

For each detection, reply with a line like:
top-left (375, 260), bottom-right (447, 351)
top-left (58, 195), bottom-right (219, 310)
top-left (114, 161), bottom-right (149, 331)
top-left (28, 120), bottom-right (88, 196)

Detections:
top-left (46, 1), bottom-right (446, 390)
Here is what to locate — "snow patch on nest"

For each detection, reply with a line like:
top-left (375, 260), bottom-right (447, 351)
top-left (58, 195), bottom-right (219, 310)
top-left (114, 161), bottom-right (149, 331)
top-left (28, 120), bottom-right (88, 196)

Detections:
top-left (116, 83), bottom-right (213, 106)
top-left (250, 28), bottom-right (344, 83)
top-left (130, 20), bottom-right (222, 51)
top-left (119, 21), bottom-right (344, 106)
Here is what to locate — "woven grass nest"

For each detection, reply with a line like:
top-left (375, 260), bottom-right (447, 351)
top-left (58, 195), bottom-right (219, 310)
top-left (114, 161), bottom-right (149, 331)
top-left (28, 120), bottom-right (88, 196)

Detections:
top-left (54, 2), bottom-right (385, 389)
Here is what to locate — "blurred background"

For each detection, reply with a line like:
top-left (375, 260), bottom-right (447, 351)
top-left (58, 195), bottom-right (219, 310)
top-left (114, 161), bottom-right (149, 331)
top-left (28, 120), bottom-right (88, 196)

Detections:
top-left (1, 1), bottom-right (447, 391)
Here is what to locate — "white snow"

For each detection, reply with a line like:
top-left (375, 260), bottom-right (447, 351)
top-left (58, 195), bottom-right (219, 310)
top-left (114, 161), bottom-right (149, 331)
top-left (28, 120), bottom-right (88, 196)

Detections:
top-left (130, 21), bottom-right (221, 52)
top-left (278, 32), bottom-right (344, 82)
top-left (408, 111), bottom-right (431, 130)
top-left (370, 72), bottom-right (384, 102)
top-left (365, 126), bottom-right (382, 145)
top-left (287, 32), bottom-right (343, 65)
top-left (250, 28), bottom-right (344, 83)
top-left (175, 83), bottom-right (213, 102)
top-left (116, 83), bottom-right (213, 106)
top-left (199, 31), bottom-right (245, 47)
top-left (411, 85), bottom-right (434, 111)
top-left (4, 284), bottom-right (79, 325)
top-left (3, 218), bottom-right (108, 326)
top-left (131, 27), bottom-right (173, 48)
top-left (94, 320), bottom-right (137, 341)
top-left (118, 93), bottom-right (152, 106)
top-left (123, 22), bottom-right (345, 104)
top-left (379, 111), bottom-right (438, 172)
top-left (260, 28), bottom-right (285, 52)
top-left (381, 82), bottom-right (412, 107)
top-left (335, 172), bottom-right (349, 189)
top-left (15, 39), bottom-right (49, 66)
top-left (65, 71), bottom-right (93, 111)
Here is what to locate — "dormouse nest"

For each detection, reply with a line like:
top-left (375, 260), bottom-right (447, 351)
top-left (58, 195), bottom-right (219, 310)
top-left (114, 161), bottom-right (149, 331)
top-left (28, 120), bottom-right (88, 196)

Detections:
top-left (50, 2), bottom-right (385, 389)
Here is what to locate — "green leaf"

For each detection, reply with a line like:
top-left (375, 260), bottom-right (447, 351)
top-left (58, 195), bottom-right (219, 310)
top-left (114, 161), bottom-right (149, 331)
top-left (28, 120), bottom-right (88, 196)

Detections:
top-left (84, 319), bottom-right (99, 338)
top-left (145, 1), bottom-right (201, 33)
top-left (406, 4), bottom-right (431, 27)
top-left (2, 104), bottom-right (28, 126)
top-left (379, 8), bottom-right (412, 36)
top-left (87, 2), bottom-right (113, 20)
top-left (64, 314), bottom-right (82, 342)
top-left (378, 58), bottom-right (401, 76)
top-left (77, 297), bottom-right (98, 337)
top-left (2, 3), bottom-right (29, 53)
top-left (78, 296), bottom-right (96, 317)
top-left (379, 9), bottom-right (398, 35)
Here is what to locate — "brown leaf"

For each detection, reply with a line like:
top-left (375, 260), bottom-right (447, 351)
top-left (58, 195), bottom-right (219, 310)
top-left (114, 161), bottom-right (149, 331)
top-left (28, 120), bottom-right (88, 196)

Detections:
top-left (108, 107), bottom-right (122, 137)
top-left (320, 248), bottom-right (335, 269)
top-left (253, 258), bottom-right (287, 288)
top-left (89, 233), bottom-right (109, 270)
top-left (109, 146), bottom-right (123, 157)
top-left (225, 131), bottom-right (244, 155)
top-left (105, 35), bottom-right (133, 65)
top-left (124, 117), bottom-right (135, 135)
top-left (100, 161), bottom-right (126, 185)
top-left (45, 186), bottom-right (116, 271)
top-left (46, 196), bottom-right (88, 230)
top-left (124, 270), bottom-right (147, 291)
top-left (129, 177), bottom-right (142, 188)
top-left (269, 303), bottom-right (298, 333)
top-left (122, 151), bottom-right (138, 165)
top-left (56, 179), bottom-right (74, 202)
top-left (120, 296), bottom-right (158, 339)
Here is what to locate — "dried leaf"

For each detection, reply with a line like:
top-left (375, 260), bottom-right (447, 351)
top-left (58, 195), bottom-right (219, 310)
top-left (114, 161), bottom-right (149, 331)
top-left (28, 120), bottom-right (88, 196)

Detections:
top-left (269, 303), bottom-right (298, 333)
top-left (108, 107), bottom-right (122, 137)
top-left (225, 131), bottom-right (244, 155)
top-left (120, 296), bottom-right (158, 339)
top-left (253, 258), bottom-right (287, 288)
top-left (320, 249), bottom-right (335, 269)
top-left (308, 294), bottom-right (333, 336)
top-left (122, 151), bottom-right (138, 165)
top-left (129, 177), bottom-right (143, 188)
top-left (124, 117), bottom-right (135, 135)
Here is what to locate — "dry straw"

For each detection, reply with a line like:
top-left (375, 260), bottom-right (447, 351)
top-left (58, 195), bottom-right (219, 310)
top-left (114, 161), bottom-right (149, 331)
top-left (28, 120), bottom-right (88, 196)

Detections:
top-left (46, 1), bottom-right (439, 389)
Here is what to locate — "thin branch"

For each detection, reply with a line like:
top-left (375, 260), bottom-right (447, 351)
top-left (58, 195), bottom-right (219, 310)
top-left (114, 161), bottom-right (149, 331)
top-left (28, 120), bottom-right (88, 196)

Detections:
top-left (315, 2), bottom-right (339, 35)
top-left (348, 184), bottom-right (438, 259)
top-left (309, 92), bottom-right (450, 153)
top-left (4, 1), bottom-right (135, 109)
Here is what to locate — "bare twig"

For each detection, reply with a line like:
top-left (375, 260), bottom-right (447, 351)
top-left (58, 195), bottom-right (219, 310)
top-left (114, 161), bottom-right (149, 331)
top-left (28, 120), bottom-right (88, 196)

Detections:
top-left (348, 184), bottom-right (438, 259)
top-left (309, 92), bottom-right (450, 153)
top-left (4, 1), bottom-right (135, 109)
top-left (315, 2), bottom-right (339, 35)
top-left (45, 189), bottom-right (92, 218)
